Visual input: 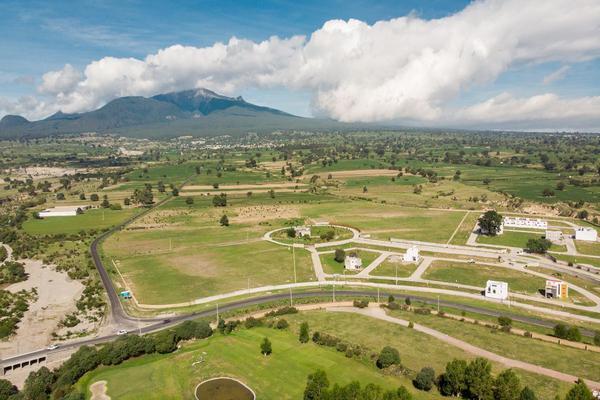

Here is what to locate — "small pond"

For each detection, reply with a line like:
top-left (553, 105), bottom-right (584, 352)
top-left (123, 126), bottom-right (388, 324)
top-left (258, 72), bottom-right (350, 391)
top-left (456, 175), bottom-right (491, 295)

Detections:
top-left (195, 377), bottom-right (255, 400)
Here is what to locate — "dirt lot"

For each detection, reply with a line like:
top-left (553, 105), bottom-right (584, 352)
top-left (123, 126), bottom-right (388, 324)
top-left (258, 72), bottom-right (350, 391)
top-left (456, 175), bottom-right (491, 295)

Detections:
top-left (0, 259), bottom-right (84, 359)
top-left (182, 182), bottom-right (306, 190)
top-left (312, 169), bottom-right (399, 178)
top-left (180, 188), bottom-right (307, 196)
top-left (5, 166), bottom-right (89, 179)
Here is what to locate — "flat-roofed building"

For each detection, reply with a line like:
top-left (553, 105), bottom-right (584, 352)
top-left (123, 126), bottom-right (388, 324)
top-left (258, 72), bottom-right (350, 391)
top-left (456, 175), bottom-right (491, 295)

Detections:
top-left (485, 280), bottom-right (508, 300)
top-left (38, 205), bottom-right (90, 218)
top-left (545, 279), bottom-right (568, 300)
top-left (502, 217), bottom-right (548, 230)
top-left (575, 227), bottom-right (597, 242)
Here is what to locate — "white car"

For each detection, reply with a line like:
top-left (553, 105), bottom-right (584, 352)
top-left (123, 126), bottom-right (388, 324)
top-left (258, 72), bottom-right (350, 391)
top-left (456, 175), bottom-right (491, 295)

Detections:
top-left (47, 344), bottom-right (59, 350)
top-left (116, 329), bottom-right (128, 335)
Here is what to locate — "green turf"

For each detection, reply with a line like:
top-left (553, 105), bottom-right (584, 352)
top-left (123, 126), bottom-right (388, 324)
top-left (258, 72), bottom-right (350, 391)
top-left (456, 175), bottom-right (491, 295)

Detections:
top-left (319, 250), bottom-right (380, 275)
top-left (23, 208), bottom-right (138, 235)
top-left (477, 231), bottom-right (567, 252)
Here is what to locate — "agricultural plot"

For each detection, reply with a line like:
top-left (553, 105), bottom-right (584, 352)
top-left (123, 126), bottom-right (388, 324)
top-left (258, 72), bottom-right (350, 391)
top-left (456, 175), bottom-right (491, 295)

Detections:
top-left (23, 208), bottom-right (138, 235)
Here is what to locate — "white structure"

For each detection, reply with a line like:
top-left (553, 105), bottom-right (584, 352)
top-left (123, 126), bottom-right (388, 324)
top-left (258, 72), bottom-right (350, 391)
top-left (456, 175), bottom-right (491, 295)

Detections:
top-left (545, 230), bottom-right (563, 243)
top-left (502, 217), bottom-right (548, 230)
top-left (344, 254), bottom-right (362, 270)
top-left (38, 205), bottom-right (89, 218)
top-left (545, 279), bottom-right (569, 300)
top-left (294, 226), bottom-right (311, 237)
top-left (485, 280), bottom-right (509, 300)
top-left (403, 246), bottom-right (419, 262)
top-left (575, 227), bottom-right (597, 242)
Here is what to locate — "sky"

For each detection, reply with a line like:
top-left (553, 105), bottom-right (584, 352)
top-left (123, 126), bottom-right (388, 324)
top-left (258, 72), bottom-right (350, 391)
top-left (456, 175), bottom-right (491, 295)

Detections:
top-left (1, 0), bottom-right (600, 131)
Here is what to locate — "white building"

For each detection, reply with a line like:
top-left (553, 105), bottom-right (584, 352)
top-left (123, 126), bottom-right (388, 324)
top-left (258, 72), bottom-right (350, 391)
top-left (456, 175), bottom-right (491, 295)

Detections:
top-left (344, 254), bottom-right (362, 270)
top-left (575, 227), bottom-right (598, 242)
top-left (294, 226), bottom-right (311, 237)
top-left (545, 230), bottom-right (563, 243)
top-left (502, 217), bottom-right (548, 230)
top-left (485, 280), bottom-right (509, 300)
top-left (545, 279), bottom-right (569, 300)
top-left (403, 246), bottom-right (419, 262)
top-left (38, 205), bottom-right (89, 218)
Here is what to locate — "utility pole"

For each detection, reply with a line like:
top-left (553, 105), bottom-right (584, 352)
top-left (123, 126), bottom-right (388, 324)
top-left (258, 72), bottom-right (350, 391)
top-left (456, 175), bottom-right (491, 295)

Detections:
top-left (169, 238), bottom-right (172, 251)
top-left (437, 295), bottom-right (440, 313)
top-left (292, 243), bottom-right (297, 283)
top-left (395, 264), bottom-right (398, 285)
top-left (333, 280), bottom-right (336, 303)
top-left (377, 287), bottom-right (380, 303)
top-left (216, 303), bottom-right (219, 323)
top-left (289, 287), bottom-right (293, 306)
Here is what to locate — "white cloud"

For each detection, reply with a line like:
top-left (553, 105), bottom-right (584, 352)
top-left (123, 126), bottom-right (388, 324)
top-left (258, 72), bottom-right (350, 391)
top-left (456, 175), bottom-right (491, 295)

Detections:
top-left (2, 0), bottom-right (600, 130)
top-left (542, 65), bottom-right (570, 85)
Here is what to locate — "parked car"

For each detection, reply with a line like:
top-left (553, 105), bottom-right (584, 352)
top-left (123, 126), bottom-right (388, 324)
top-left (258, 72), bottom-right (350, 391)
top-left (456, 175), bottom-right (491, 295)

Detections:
top-left (117, 329), bottom-right (128, 335)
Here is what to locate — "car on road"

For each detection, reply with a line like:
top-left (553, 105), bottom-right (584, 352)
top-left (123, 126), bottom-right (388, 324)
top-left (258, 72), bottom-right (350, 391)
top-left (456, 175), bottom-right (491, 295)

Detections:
top-left (47, 344), bottom-right (59, 350)
top-left (116, 329), bottom-right (128, 335)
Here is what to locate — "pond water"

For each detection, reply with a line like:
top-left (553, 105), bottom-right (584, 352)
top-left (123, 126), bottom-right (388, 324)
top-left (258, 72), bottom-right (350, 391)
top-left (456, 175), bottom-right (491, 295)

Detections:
top-left (195, 378), bottom-right (255, 400)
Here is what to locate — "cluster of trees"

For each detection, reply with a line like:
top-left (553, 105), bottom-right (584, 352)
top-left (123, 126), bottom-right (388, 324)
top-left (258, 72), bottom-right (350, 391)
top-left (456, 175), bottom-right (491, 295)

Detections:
top-left (526, 238), bottom-right (552, 254)
top-left (303, 370), bottom-right (412, 400)
top-left (0, 289), bottom-right (32, 339)
top-left (212, 193), bottom-right (227, 207)
top-left (0, 261), bottom-right (26, 284)
top-left (478, 210), bottom-right (503, 236)
top-left (553, 324), bottom-right (582, 342)
top-left (132, 184), bottom-right (153, 206)
top-left (0, 319), bottom-right (212, 399)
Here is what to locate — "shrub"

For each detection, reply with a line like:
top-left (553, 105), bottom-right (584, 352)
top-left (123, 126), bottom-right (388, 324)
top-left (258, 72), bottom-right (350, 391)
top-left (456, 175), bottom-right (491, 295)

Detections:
top-left (299, 322), bottom-right (309, 343)
top-left (265, 306), bottom-right (298, 317)
top-left (353, 299), bottom-right (369, 308)
top-left (275, 319), bottom-right (289, 330)
top-left (376, 346), bottom-right (401, 369)
top-left (413, 367), bottom-right (435, 391)
top-left (260, 337), bottom-right (272, 355)
top-left (245, 317), bottom-right (263, 329)
top-left (334, 248), bottom-right (345, 263)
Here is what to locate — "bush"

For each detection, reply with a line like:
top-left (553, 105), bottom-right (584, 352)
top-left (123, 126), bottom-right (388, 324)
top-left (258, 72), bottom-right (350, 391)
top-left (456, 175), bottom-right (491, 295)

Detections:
top-left (260, 337), bottom-right (272, 355)
top-left (153, 330), bottom-right (178, 354)
top-left (353, 299), bottom-right (369, 308)
top-left (376, 346), bottom-right (401, 369)
top-left (566, 326), bottom-right (582, 342)
top-left (498, 316), bottom-right (512, 328)
top-left (265, 306), bottom-right (298, 317)
top-left (299, 322), bottom-right (309, 343)
top-left (275, 319), bottom-right (289, 330)
top-left (526, 238), bottom-right (552, 254)
top-left (413, 367), bottom-right (435, 391)
top-left (244, 317), bottom-right (263, 329)
top-left (334, 249), bottom-right (345, 263)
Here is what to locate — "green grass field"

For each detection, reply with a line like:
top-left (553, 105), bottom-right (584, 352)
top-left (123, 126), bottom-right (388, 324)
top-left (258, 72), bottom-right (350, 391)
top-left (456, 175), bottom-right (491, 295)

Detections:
top-left (319, 250), bottom-right (380, 275)
top-left (575, 240), bottom-right (600, 256)
top-left (422, 261), bottom-right (546, 295)
top-left (23, 208), bottom-right (138, 235)
top-left (373, 258), bottom-right (419, 277)
top-left (477, 231), bottom-right (567, 252)
top-left (76, 311), bottom-right (570, 400)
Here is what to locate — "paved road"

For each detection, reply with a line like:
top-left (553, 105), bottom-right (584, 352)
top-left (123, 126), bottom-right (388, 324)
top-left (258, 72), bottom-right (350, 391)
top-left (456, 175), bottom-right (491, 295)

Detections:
top-left (331, 306), bottom-right (600, 390)
top-left (4, 288), bottom-right (597, 370)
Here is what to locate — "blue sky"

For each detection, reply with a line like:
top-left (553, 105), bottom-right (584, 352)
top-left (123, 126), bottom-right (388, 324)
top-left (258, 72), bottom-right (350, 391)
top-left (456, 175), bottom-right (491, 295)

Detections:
top-left (1, 0), bottom-right (600, 130)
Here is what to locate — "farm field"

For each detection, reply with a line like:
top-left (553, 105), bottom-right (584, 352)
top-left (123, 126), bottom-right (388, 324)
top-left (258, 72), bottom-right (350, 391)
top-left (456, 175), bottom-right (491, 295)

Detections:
top-left (75, 311), bottom-right (571, 400)
top-left (23, 208), bottom-right (138, 235)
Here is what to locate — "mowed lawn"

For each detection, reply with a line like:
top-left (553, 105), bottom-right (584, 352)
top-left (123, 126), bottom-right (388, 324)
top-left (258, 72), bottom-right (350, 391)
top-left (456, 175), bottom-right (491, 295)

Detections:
top-left (373, 257), bottom-right (419, 277)
top-left (76, 311), bottom-right (570, 400)
top-left (477, 231), bottom-right (567, 252)
top-left (422, 261), bottom-right (546, 295)
top-left (302, 201), bottom-right (467, 244)
top-left (23, 208), bottom-right (138, 235)
top-left (319, 250), bottom-right (380, 275)
top-left (575, 240), bottom-right (600, 256)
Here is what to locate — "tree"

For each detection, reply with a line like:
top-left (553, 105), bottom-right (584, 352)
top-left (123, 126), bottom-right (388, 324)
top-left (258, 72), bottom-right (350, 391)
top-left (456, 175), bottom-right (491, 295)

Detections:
top-left (565, 379), bottom-right (594, 400)
top-left (413, 367), bottom-right (435, 391)
top-left (79, 193), bottom-right (86, 200)
top-left (478, 210), bottom-right (503, 236)
top-left (153, 331), bottom-right (178, 354)
top-left (498, 316), bottom-right (512, 328)
top-left (464, 358), bottom-right (493, 400)
top-left (594, 331), bottom-right (600, 346)
top-left (542, 188), bottom-right (555, 197)
top-left (526, 238), bottom-right (552, 254)
top-left (520, 387), bottom-right (537, 400)
top-left (185, 197), bottom-right (194, 205)
top-left (405, 297), bottom-right (411, 306)
top-left (438, 359), bottom-right (467, 396)
top-left (172, 188), bottom-right (179, 196)
top-left (334, 249), bottom-right (345, 263)
top-left (123, 197), bottom-right (130, 206)
top-left (212, 193), bottom-right (227, 207)
top-left (554, 324), bottom-right (569, 339)
top-left (220, 214), bottom-right (229, 227)
top-left (0, 379), bottom-right (17, 400)
top-left (260, 337), bottom-right (272, 356)
top-left (56, 192), bottom-right (65, 200)
top-left (299, 322), bottom-right (309, 343)
top-left (304, 370), bottom-right (329, 400)
top-left (566, 326), bottom-right (582, 342)
top-left (22, 366), bottom-right (55, 400)
top-left (376, 346), bottom-right (401, 369)
top-left (494, 369), bottom-right (521, 400)
top-left (577, 210), bottom-right (589, 220)
top-left (556, 182), bottom-right (566, 191)
top-left (90, 193), bottom-right (99, 201)
top-left (286, 227), bottom-right (296, 238)
top-left (101, 198), bottom-right (110, 208)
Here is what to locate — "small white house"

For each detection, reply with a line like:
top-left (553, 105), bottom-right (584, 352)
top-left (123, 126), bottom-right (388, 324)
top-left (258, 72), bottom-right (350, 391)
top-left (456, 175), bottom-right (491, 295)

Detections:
top-left (502, 217), bottom-right (548, 230)
top-left (575, 227), bottom-right (597, 242)
top-left (485, 280), bottom-right (509, 300)
top-left (294, 226), bottom-right (311, 238)
top-left (545, 279), bottom-right (569, 299)
top-left (403, 246), bottom-right (419, 262)
top-left (344, 254), bottom-right (362, 270)
top-left (38, 205), bottom-right (90, 218)
top-left (545, 230), bottom-right (563, 243)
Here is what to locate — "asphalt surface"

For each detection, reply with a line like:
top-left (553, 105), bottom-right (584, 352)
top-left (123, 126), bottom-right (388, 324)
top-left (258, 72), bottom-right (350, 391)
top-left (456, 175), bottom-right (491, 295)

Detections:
top-left (2, 289), bottom-right (595, 368)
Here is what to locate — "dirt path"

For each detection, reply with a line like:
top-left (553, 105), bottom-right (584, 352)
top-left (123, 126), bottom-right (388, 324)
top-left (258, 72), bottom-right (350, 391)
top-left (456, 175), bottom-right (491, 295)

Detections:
top-left (90, 381), bottom-right (111, 400)
top-left (328, 306), bottom-right (600, 390)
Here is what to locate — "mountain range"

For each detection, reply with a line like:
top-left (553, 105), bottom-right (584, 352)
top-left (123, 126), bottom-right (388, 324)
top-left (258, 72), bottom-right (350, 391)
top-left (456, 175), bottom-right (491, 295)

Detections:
top-left (0, 88), bottom-right (354, 139)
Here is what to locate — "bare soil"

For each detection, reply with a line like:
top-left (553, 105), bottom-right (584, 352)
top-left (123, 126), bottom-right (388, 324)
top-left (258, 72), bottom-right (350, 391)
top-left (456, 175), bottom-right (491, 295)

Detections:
top-left (90, 381), bottom-right (111, 400)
